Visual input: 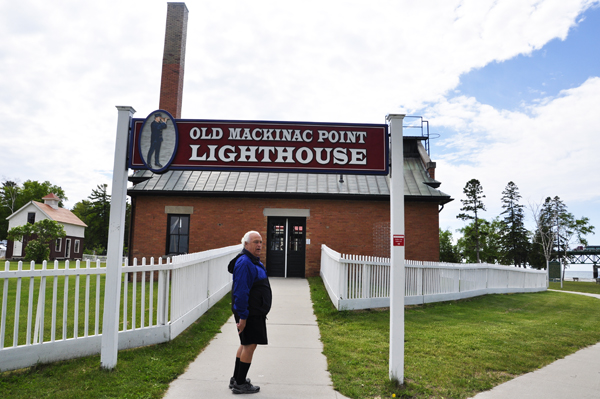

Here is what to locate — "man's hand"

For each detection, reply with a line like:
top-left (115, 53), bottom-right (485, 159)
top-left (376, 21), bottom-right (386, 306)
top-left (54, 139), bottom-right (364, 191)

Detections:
top-left (237, 318), bottom-right (246, 334)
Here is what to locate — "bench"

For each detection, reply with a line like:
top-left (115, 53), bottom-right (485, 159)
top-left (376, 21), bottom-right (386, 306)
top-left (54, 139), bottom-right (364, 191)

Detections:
top-left (596, 278), bottom-right (600, 284)
top-left (573, 277), bottom-right (579, 282)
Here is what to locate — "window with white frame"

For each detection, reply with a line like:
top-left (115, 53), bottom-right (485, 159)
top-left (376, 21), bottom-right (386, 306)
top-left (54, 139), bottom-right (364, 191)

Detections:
top-left (55, 238), bottom-right (62, 252)
top-left (65, 238), bottom-right (71, 258)
top-left (74, 240), bottom-right (80, 254)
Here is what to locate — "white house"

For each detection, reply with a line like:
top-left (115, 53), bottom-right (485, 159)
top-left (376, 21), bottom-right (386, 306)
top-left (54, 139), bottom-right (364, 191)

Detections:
top-left (6, 193), bottom-right (87, 260)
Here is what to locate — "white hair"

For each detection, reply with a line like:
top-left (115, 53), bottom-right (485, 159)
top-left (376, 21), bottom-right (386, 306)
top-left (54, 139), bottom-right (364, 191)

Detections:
top-left (242, 230), bottom-right (261, 245)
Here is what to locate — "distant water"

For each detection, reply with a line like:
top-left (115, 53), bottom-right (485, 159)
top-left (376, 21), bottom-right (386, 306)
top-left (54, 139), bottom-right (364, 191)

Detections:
top-left (564, 270), bottom-right (594, 279)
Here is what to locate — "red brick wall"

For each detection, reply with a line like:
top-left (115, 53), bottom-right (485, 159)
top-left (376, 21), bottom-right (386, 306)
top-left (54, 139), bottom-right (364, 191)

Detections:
top-left (404, 202), bottom-right (440, 261)
top-left (159, 3), bottom-right (188, 118)
top-left (130, 196), bottom-right (440, 277)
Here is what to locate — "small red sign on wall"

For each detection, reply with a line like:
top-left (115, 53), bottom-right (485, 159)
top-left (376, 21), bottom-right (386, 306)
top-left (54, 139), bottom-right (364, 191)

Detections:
top-left (393, 235), bottom-right (405, 246)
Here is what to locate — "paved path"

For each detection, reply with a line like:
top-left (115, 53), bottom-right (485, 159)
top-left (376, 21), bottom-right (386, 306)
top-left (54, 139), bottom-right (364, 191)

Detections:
top-left (470, 289), bottom-right (600, 399)
top-left (163, 277), bottom-right (350, 398)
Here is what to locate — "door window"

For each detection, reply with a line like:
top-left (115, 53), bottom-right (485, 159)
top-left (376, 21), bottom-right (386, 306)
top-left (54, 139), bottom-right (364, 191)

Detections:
top-left (270, 224), bottom-right (285, 251)
top-left (289, 225), bottom-right (304, 251)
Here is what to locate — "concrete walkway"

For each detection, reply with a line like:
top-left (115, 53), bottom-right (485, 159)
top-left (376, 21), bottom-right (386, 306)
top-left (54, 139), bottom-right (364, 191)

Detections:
top-left (163, 278), bottom-right (349, 398)
top-left (164, 283), bottom-right (600, 399)
top-left (470, 290), bottom-right (600, 399)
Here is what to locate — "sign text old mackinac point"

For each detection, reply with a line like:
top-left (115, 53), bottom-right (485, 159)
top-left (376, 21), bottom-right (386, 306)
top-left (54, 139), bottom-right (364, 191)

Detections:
top-left (129, 112), bottom-right (389, 175)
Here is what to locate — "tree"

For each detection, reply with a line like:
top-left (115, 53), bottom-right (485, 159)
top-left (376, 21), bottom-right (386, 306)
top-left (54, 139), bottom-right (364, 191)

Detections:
top-left (1, 180), bottom-right (20, 214)
top-left (530, 196), bottom-right (595, 287)
top-left (0, 180), bottom-right (20, 240)
top-left (529, 197), bottom-right (560, 274)
top-left (498, 182), bottom-right (530, 267)
top-left (16, 180), bottom-right (67, 210)
top-left (457, 179), bottom-right (486, 262)
top-left (556, 211), bottom-right (595, 286)
top-left (7, 219), bottom-right (66, 263)
top-left (72, 184), bottom-right (111, 254)
top-left (0, 179), bottom-right (68, 240)
top-left (457, 218), bottom-right (502, 264)
top-left (528, 229), bottom-right (548, 270)
top-left (440, 228), bottom-right (462, 263)
top-left (89, 184), bottom-right (110, 252)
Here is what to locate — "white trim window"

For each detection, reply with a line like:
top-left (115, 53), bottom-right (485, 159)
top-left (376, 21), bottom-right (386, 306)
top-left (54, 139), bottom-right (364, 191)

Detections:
top-left (65, 238), bottom-right (72, 258)
top-left (55, 238), bottom-right (62, 252)
top-left (74, 240), bottom-right (80, 254)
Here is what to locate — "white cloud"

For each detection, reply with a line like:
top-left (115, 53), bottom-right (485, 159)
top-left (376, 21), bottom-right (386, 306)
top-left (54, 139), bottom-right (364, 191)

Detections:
top-left (0, 0), bottom-right (597, 211)
top-left (434, 77), bottom-right (600, 235)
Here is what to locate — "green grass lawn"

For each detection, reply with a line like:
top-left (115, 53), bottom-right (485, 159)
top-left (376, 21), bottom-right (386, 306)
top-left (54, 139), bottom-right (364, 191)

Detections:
top-left (0, 290), bottom-right (233, 398)
top-left (1, 261), bottom-right (164, 347)
top-left (549, 280), bottom-right (600, 295)
top-left (4, 271), bottom-right (600, 399)
top-left (309, 277), bottom-right (600, 399)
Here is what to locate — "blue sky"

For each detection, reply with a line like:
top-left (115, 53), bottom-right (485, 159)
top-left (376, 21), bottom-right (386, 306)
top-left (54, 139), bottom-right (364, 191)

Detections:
top-left (423, 4), bottom-right (600, 269)
top-left (1, 0), bottom-right (599, 268)
top-left (457, 6), bottom-right (600, 111)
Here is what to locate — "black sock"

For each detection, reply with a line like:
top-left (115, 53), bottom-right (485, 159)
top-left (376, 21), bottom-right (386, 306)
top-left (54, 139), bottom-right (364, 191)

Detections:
top-left (233, 357), bottom-right (240, 379)
top-left (236, 361), bottom-right (251, 385)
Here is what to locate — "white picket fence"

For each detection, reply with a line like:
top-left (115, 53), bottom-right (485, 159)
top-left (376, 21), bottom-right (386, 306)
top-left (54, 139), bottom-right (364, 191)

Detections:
top-left (0, 244), bottom-right (241, 372)
top-left (321, 244), bottom-right (547, 310)
top-left (82, 254), bottom-right (128, 264)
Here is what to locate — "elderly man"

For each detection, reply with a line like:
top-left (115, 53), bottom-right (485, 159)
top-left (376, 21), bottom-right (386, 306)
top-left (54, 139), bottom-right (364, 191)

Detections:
top-left (227, 230), bottom-right (272, 394)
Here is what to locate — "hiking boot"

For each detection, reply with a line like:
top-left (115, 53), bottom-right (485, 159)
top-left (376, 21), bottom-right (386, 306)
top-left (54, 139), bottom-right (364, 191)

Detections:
top-left (231, 381), bottom-right (260, 394)
top-left (229, 377), bottom-right (251, 389)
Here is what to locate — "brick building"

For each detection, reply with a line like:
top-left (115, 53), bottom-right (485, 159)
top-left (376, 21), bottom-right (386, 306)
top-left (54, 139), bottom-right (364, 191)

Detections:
top-left (126, 2), bottom-right (452, 277)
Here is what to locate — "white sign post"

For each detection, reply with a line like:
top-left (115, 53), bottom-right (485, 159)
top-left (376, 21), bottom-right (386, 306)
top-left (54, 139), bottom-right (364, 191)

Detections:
top-left (101, 106), bottom-right (136, 369)
top-left (387, 114), bottom-right (405, 383)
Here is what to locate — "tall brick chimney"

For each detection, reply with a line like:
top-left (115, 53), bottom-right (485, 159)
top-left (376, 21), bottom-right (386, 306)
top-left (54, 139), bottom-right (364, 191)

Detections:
top-left (159, 2), bottom-right (188, 118)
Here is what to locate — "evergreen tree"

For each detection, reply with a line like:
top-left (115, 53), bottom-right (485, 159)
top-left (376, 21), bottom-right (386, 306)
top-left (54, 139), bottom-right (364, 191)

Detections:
top-left (528, 229), bottom-right (547, 269)
top-left (439, 228), bottom-right (462, 263)
top-left (0, 180), bottom-right (20, 240)
top-left (498, 182), bottom-right (530, 267)
top-left (72, 184), bottom-right (111, 254)
top-left (72, 184), bottom-right (131, 256)
top-left (456, 179), bottom-right (486, 262)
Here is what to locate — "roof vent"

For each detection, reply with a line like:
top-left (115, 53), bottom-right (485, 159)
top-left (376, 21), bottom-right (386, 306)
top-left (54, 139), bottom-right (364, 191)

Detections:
top-left (42, 193), bottom-right (60, 209)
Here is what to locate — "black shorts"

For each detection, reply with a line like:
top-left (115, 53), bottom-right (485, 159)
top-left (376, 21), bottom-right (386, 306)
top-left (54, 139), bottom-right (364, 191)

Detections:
top-left (234, 313), bottom-right (268, 345)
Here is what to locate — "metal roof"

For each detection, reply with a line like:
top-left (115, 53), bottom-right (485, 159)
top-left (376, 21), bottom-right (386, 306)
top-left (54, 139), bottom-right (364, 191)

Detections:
top-left (128, 158), bottom-right (452, 203)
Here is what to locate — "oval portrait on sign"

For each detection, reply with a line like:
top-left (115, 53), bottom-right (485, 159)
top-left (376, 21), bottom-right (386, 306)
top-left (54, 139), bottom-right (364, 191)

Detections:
top-left (138, 109), bottom-right (178, 173)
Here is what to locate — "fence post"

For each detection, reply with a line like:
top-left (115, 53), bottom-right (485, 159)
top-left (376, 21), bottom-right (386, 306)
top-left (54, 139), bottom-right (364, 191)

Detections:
top-left (338, 254), bottom-right (346, 305)
top-left (387, 114), bottom-right (405, 383)
top-left (363, 257), bottom-right (367, 298)
top-left (101, 105), bottom-right (135, 370)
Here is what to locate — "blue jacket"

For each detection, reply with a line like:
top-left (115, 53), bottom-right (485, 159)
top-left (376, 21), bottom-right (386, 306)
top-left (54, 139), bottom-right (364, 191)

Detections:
top-left (229, 249), bottom-right (272, 319)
